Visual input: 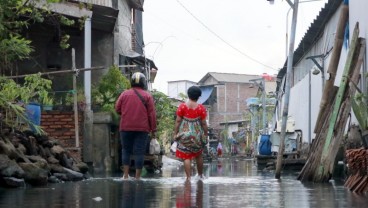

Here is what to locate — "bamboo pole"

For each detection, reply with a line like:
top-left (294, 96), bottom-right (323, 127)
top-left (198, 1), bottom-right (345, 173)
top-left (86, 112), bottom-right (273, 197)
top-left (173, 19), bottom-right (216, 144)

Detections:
top-left (4, 66), bottom-right (104, 79)
top-left (314, 23), bottom-right (361, 182)
top-left (314, 2), bottom-right (349, 134)
top-left (321, 39), bottom-right (365, 182)
top-left (4, 65), bottom-right (136, 79)
top-left (71, 49), bottom-right (80, 148)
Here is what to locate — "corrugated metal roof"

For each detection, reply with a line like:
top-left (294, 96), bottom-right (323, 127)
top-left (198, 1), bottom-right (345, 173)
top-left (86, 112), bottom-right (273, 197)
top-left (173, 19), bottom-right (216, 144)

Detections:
top-left (276, 0), bottom-right (342, 91)
top-left (198, 72), bottom-right (261, 84)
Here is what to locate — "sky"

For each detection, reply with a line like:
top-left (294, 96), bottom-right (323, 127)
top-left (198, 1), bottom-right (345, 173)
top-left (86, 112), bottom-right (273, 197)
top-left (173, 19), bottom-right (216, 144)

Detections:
top-left (143, 0), bottom-right (329, 94)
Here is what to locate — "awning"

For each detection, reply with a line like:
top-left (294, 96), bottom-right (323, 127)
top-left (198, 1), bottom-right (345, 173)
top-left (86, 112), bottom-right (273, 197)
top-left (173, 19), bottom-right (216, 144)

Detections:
top-left (123, 51), bottom-right (158, 70)
top-left (120, 51), bottom-right (158, 82)
top-left (198, 86), bottom-right (214, 104)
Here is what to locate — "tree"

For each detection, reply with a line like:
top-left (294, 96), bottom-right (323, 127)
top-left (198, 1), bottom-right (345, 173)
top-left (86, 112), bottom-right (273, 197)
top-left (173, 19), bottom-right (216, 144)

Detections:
top-left (151, 90), bottom-right (176, 147)
top-left (0, 0), bottom-right (82, 75)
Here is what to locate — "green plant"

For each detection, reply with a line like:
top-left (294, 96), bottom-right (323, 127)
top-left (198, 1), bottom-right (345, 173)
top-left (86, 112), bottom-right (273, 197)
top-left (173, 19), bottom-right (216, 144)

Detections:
top-left (22, 73), bottom-right (53, 104)
top-left (151, 90), bottom-right (176, 142)
top-left (0, 75), bottom-right (47, 134)
top-left (0, 0), bottom-right (87, 75)
top-left (42, 96), bottom-right (54, 106)
top-left (92, 65), bottom-right (130, 112)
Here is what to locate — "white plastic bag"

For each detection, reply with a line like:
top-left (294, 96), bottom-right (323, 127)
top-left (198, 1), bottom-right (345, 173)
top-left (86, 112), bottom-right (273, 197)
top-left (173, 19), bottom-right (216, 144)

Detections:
top-left (149, 138), bottom-right (161, 155)
top-left (170, 141), bottom-right (178, 153)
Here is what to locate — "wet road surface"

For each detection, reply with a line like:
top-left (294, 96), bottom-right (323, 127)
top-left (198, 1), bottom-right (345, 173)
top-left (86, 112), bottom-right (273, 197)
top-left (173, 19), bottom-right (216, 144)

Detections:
top-left (0, 157), bottom-right (367, 208)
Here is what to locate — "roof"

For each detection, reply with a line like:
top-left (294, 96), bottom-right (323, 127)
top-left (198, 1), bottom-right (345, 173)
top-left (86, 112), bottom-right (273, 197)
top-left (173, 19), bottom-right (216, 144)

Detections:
top-left (168, 80), bottom-right (197, 83)
top-left (198, 72), bottom-right (261, 84)
top-left (276, 0), bottom-right (342, 91)
top-left (124, 51), bottom-right (158, 70)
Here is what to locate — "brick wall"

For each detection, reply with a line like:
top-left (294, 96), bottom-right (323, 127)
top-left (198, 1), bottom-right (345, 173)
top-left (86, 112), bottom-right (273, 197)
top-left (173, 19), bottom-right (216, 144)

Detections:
top-left (209, 83), bottom-right (258, 130)
top-left (41, 111), bottom-right (83, 160)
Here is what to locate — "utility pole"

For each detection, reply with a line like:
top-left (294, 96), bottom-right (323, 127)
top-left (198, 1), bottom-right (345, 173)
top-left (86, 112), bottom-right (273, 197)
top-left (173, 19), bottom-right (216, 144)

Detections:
top-left (275, 0), bottom-right (299, 179)
top-left (250, 78), bottom-right (267, 134)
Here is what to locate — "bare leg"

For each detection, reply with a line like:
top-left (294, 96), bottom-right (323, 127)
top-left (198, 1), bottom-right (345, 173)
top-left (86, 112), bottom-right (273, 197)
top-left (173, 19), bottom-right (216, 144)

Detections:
top-left (135, 169), bottom-right (142, 180)
top-left (184, 159), bottom-right (191, 181)
top-left (196, 155), bottom-right (204, 178)
top-left (123, 165), bottom-right (130, 179)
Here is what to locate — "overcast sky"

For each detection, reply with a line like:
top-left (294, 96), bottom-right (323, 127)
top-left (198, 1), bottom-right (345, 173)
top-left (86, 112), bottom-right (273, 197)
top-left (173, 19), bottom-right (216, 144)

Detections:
top-left (143, 0), bottom-right (329, 94)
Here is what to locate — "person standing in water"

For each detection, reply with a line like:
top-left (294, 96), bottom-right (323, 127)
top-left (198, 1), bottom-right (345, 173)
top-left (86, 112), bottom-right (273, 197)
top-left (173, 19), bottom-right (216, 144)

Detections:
top-left (115, 72), bottom-right (157, 180)
top-left (174, 86), bottom-right (208, 181)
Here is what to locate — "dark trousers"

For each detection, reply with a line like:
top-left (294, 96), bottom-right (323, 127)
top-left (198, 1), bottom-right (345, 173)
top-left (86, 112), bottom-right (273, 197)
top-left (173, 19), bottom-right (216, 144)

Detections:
top-left (120, 131), bottom-right (148, 169)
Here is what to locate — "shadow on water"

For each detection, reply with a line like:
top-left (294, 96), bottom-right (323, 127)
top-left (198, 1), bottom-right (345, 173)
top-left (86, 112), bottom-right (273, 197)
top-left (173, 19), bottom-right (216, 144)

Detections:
top-left (0, 157), bottom-right (367, 208)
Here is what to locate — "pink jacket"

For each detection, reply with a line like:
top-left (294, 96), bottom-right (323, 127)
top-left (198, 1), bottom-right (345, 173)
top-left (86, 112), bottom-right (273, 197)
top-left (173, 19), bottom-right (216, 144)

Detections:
top-left (115, 87), bottom-right (157, 133)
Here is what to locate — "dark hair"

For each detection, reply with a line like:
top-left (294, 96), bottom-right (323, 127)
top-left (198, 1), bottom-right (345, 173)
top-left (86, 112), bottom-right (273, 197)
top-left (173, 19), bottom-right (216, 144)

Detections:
top-left (187, 86), bottom-right (202, 101)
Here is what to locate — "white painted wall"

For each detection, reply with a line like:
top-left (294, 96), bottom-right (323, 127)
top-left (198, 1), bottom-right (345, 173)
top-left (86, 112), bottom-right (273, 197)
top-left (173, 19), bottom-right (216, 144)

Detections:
top-left (350, 0), bottom-right (368, 94)
top-left (168, 80), bottom-right (196, 99)
top-left (286, 1), bottom-right (368, 144)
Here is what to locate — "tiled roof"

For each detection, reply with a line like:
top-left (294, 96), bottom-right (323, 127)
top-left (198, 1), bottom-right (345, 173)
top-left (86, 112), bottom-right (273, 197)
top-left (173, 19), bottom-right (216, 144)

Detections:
top-left (198, 72), bottom-right (261, 84)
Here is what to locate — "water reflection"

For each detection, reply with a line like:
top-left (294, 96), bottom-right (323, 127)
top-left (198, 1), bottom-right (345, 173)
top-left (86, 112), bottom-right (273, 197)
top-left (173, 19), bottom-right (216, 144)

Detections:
top-left (175, 180), bottom-right (203, 208)
top-left (0, 157), bottom-right (367, 208)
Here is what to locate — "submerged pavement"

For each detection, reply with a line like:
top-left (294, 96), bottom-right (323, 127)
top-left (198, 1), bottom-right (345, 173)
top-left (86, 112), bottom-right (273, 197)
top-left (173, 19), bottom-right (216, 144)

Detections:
top-left (0, 156), bottom-right (367, 208)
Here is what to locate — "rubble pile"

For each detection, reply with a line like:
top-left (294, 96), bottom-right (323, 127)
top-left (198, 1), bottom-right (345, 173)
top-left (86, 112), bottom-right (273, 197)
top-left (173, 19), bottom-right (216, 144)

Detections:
top-left (344, 148), bottom-right (368, 193)
top-left (0, 127), bottom-right (89, 188)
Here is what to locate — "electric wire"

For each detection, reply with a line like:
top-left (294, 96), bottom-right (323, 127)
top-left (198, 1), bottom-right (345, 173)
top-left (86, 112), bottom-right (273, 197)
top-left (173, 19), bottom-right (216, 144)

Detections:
top-left (176, 0), bottom-right (278, 71)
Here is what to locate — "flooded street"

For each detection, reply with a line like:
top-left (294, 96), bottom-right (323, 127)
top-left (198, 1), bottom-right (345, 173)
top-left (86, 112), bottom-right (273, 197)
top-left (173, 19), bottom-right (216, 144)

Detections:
top-left (1, 157), bottom-right (367, 208)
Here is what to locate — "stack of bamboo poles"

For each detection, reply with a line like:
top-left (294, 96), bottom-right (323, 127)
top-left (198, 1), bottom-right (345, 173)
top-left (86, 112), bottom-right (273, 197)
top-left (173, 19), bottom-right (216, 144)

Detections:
top-left (298, 20), bottom-right (366, 183)
top-left (344, 149), bottom-right (368, 193)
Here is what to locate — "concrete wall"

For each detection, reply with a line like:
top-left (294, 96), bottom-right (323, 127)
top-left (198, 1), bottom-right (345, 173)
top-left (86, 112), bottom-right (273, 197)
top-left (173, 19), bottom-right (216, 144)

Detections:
top-left (91, 112), bottom-right (120, 173)
top-left (114, 0), bottom-right (133, 65)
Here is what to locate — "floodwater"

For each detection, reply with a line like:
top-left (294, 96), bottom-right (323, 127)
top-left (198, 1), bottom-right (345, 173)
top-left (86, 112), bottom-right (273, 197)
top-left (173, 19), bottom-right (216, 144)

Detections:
top-left (0, 157), bottom-right (367, 208)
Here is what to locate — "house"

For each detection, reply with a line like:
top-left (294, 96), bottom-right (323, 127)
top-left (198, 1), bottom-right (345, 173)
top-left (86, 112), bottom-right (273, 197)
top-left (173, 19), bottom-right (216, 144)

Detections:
top-left (167, 80), bottom-right (197, 100)
top-left (275, 0), bottom-right (367, 145)
top-left (197, 72), bottom-right (276, 141)
top-left (11, 0), bottom-right (157, 170)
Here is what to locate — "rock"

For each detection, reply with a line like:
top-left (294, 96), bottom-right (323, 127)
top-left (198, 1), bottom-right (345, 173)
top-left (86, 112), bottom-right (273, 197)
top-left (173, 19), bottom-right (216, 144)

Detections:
top-left (1, 128), bottom-right (89, 187)
top-left (0, 154), bottom-right (25, 178)
top-left (63, 167), bottom-right (84, 181)
top-left (0, 136), bottom-right (25, 161)
top-left (43, 147), bottom-right (52, 158)
top-left (26, 155), bottom-right (47, 164)
top-left (47, 156), bottom-right (59, 164)
top-left (18, 162), bottom-right (49, 186)
top-left (75, 162), bottom-right (89, 174)
top-left (16, 143), bottom-right (27, 155)
top-left (38, 146), bottom-right (47, 158)
top-left (51, 145), bottom-right (65, 155)
top-left (54, 173), bottom-right (68, 181)
top-left (49, 164), bottom-right (66, 173)
top-left (1, 177), bottom-right (25, 188)
top-left (59, 152), bottom-right (73, 169)
top-left (48, 175), bottom-right (61, 183)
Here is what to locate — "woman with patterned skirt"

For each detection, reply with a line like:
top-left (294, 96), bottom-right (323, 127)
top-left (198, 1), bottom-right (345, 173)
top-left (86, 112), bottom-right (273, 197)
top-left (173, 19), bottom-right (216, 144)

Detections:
top-left (174, 86), bottom-right (208, 181)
